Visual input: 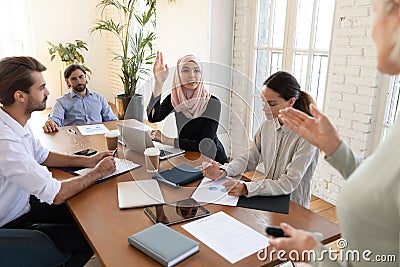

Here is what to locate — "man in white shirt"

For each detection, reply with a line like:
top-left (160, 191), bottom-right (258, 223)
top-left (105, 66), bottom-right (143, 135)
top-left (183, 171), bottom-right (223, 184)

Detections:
top-left (0, 56), bottom-right (116, 266)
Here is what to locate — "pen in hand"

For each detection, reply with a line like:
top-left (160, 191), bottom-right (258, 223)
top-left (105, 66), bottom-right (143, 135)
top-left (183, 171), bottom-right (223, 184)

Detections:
top-left (112, 148), bottom-right (118, 157)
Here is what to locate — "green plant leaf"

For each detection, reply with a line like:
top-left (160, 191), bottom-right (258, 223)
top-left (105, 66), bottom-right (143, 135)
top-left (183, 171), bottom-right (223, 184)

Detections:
top-left (91, 0), bottom-right (156, 97)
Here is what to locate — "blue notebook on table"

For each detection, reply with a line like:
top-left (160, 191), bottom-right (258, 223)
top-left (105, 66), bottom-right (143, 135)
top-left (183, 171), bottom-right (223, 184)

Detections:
top-left (128, 223), bottom-right (199, 266)
top-left (152, 164), bottom-right (203, 188)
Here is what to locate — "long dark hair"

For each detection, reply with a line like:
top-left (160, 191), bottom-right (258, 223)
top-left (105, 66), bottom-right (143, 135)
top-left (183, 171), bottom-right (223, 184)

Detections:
top-left (263, 71), bottom-right (315, 116)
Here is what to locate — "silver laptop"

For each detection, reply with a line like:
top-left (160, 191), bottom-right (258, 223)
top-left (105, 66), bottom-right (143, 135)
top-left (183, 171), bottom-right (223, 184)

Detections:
top-left (116, 122), bottom-right (185, 160)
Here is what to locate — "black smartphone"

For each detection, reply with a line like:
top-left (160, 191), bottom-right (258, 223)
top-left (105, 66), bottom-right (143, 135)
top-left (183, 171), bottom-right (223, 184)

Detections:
top-left (266, 226), bottom-right (286, 237)
top-left (74, 149), bottom-right (97, 156)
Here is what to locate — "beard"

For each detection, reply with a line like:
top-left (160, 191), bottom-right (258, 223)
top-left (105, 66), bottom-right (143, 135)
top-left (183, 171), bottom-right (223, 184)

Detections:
top-left (72, 82), bottom-right (87, 93)
top-left (25, 95), bottom-right (47, 115)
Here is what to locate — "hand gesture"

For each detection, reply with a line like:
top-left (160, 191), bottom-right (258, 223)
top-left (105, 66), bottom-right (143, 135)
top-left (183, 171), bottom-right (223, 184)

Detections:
top-left (153, 51), bottom-right (169, 85)
top-left (43, 120), bottom-right (59, 133)
top-left (201, 161), bottom-right (223, 180)
top-left (269, 223), bottom-right (319, 262)
top-left (222, 177), bottom-right (248, 196)
top-left (278, 104), bottom-right (341, 157)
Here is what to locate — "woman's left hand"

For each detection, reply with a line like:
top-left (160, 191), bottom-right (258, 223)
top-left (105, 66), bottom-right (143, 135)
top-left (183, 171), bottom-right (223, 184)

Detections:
top-left (223, 177), bottom-right (248, 196)
top-left (269, 223), bottom-right (319, 262)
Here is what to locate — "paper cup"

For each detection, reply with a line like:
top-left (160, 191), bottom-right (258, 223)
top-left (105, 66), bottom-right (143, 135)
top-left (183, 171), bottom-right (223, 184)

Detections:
top-left (144, 147), bottom-right (160, 173)
top-left (105, 132), bottom-right (120, 150)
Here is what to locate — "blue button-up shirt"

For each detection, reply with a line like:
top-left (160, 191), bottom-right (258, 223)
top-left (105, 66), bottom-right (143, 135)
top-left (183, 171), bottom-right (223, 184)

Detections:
top-left (48, 88), bottom-right (116, 126)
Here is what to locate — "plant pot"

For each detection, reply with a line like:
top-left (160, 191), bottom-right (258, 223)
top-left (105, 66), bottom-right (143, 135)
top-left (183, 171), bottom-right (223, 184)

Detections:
top-left (115, 93), bottom-right (144, 121)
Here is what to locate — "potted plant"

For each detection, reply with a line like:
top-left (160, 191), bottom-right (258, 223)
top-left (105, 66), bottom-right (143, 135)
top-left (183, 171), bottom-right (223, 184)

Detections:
top-left (47, 40), bottom-right (92, 75)
top-left (91, 0), bottom-right (156, 121)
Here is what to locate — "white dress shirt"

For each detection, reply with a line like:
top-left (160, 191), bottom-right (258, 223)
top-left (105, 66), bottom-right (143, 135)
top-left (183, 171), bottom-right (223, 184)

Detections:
top-left (0, 108), bottom-right (61, 227)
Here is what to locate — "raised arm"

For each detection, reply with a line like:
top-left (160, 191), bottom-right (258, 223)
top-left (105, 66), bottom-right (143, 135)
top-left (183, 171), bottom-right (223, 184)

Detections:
top-left (153, 51), bottom-right (169, 98)
top-left (147, 51), bottom-right (172, 122)
top-left (278, 104), bottom-right (341, 157)
top-left (279, 104), bottom-right (362, 178)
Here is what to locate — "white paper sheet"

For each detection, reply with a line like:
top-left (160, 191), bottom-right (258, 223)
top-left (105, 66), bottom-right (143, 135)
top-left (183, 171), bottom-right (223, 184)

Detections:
top-left (77, 124), bottom-right (110, 135)
top-left (182, 211), bottom-right (269, 264)
top-left (191, 178), bottom-right (239, 206)
top-left (76, 158), bottom-right (140, 181)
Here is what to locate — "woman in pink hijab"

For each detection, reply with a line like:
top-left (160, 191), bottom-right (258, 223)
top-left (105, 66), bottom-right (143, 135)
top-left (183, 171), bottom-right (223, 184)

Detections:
top-left (147, 51), bottom-right (227, 163)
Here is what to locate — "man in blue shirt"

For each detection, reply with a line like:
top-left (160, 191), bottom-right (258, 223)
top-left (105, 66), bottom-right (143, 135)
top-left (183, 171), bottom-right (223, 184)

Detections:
top-left (43, 64), bottom-right (116, 133)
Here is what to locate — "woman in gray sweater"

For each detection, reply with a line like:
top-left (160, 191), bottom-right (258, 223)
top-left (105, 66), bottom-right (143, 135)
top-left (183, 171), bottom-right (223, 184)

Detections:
top-left (203, 71), bottom-right (319, 208)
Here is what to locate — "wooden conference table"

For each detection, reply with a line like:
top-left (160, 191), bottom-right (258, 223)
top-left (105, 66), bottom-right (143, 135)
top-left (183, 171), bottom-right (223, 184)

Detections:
top-left (37, 121), bottom-right (341, 267)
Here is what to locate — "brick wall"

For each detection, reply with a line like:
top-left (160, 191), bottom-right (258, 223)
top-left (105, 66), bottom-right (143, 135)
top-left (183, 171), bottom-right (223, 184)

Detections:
top-left (231, 0), bottom-right (381, 204)
top-left (104, 7), bottom-right (125, 101)
top-left (230, 0), bottom-right (256, 157)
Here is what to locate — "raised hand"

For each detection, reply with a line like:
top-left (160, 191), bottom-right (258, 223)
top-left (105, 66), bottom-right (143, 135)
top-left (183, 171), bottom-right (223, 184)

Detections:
top-left (278, 104), bottom-right (341, 157)
top-left (153, 51), bottom-right (169, 86)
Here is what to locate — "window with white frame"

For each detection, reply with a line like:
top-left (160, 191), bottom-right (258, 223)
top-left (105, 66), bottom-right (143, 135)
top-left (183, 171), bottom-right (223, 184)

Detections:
top-left (0, 0), bottom-right (32, 57)
top-left (251, 0), bottom-right (335, 136)
top-left (381, 75), bottom-right (400, 141)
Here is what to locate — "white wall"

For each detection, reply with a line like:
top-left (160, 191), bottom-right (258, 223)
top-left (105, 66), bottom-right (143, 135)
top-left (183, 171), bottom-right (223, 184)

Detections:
top-left (156, 0), bottom-right (211, 65)
top-left (312, 0), bottom-right (378, 204)
top-left (28, 0), bottom-right (109, 106)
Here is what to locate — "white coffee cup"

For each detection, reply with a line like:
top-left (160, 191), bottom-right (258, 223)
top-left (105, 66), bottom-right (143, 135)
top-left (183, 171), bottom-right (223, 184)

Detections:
top-left (144, 147), bottom-right (160, 173)
top-left (104, 131), bottom-right (120, 150)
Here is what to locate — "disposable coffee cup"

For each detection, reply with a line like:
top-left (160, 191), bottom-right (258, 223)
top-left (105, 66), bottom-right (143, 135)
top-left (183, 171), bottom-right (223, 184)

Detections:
top-left (144, 147), bottom-right (160, 173)
top-left (105, 132), bottom-right (120, 150)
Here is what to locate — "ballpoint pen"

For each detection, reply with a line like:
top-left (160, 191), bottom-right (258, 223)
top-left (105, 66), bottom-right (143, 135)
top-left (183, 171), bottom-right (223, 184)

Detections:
top-left (68, 129), bottom-right (76, 134)
top-left (112, 148), bottom-right (118, 157)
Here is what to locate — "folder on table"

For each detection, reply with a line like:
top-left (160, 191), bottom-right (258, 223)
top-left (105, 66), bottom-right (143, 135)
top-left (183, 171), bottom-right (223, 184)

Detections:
top-left (152, 164), bottom-right (203, 188)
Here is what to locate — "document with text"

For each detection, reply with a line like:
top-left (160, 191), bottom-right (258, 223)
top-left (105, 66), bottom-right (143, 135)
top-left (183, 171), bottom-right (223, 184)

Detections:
top-left (77, 124), bottom-right (110, 135)
top-left (182, 211), bottom-right (269, 264)
top-left (76, 158), bottom-right (140, 182)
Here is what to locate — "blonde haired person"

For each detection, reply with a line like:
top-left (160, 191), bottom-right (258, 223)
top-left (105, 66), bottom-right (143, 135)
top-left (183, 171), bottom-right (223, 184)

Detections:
top-left (271, 0), bottom-right (400, 265)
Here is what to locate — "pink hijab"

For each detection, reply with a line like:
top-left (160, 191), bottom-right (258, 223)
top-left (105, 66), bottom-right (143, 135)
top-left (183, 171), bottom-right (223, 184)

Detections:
top-left (170, 55), bottom-right (211, 119)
